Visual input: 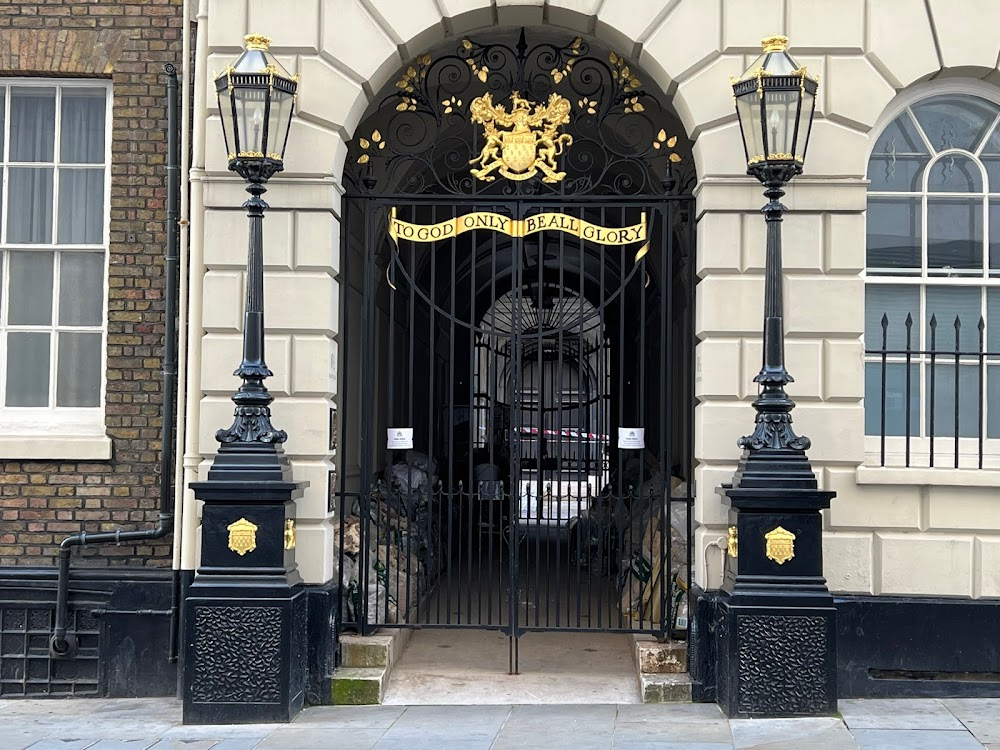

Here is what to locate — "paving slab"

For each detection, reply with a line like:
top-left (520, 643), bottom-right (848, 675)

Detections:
top-left (850, 728), bottom-right (985, 749)
top-left (943, 698), bottom-right (1000, 743)
top-left (491, 729), bottom-right (616, 750)
top-left (86, 742), bottom-right (159, 750)
top-left (291, 705), bottom-right (406, 727)
top-left (24, 741), bottom-right (95, 750)
top-left (730, 717), bottom-right (859, 750)
top-left (505, 703), bottom-right (618, 730)
top-left (840, 698), bottom-right (965, 731)
top-left (615, 703), bottom-right (728, 724)
top-left (0, 731), bottom-right (50, 750)
top-left (256, 727), bottom-right (387, 749)
top-left (613, 721), bottom-right (733, 744)
top-left (146, 741), bottom-right (219, 750)
top-left (613, 743), bottom-right (733, 750)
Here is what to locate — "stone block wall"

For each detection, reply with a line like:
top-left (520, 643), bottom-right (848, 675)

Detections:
top-left (0, 0), bottom-right (184, 567)
top-left (192, 0), bottom-right (1000, 596)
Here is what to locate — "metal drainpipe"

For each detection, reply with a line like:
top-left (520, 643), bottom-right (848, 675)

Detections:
top-left (49, 65), bottom-right (181, 660)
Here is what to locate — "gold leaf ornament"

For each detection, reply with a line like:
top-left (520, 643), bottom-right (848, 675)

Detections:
top-left (359, 137), bottom-right (370, 149)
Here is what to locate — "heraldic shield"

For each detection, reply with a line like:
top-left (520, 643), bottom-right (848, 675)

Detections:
top-left (501, 130), bottom-right (536, 173)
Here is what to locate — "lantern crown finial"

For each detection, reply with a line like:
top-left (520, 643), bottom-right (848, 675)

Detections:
top-left (761, 35), bottom-right (788, 53)
top-left (244, 33), bottom-right (271, 52)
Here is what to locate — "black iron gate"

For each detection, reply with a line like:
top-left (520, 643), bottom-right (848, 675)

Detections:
top-left (336, 194), bottom-right (694, 671)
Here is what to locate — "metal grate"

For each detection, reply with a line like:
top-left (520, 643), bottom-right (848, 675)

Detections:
top-left (0, 604), bottom-right (100, 696)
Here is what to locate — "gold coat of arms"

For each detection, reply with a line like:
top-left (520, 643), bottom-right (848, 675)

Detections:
top-left (227, 517), bottom-right (258, 556)
top-left (469, 91), bottom-right (573, 183)
top-left (764, 526), bottom-right (796, 565)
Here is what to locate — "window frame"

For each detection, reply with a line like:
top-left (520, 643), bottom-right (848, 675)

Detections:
top-left (0, 78), bottom-right (113, 438)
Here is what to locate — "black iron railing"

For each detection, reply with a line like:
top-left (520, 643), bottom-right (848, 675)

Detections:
top-left (866, 312), bottom-right (1000, 468)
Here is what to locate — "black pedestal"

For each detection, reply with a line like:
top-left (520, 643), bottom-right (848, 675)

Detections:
top-left (715, 474), bottom-right (838, 718)
top-left (182, 475), bottom-right (307, 724)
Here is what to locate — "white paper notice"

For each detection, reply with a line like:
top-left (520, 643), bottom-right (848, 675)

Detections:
top-left (618, 427), bottom-right (645, 449)
top-left (387, 428), bottom-right (414, 450)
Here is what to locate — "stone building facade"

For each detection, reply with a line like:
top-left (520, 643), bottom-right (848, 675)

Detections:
top-left (3, 0), bottom-right (1000, 707)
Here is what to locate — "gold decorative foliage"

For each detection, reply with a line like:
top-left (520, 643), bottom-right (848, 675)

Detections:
top-left (356, 129), bottom-right (385, 164)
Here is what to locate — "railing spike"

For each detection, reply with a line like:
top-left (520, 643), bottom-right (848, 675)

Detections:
top-left (929, 313), bottom-right (937, 328)
top-left (979, 315), bottom-right (986, 332)
top-left (881, 312), bottom-right (889, 329)
top-left (905, 312), bottom-right (913, 328)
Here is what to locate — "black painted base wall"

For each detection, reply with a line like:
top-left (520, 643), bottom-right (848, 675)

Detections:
top-left (0, 568), bottom-right (177, 698)
top-left (0, 568), bottom-right (340, 703)
top-left (692, 587), bottom-right (1000, 701)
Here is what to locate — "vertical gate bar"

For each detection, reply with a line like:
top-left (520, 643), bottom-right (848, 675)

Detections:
top-left (429, 203), bottom-right (440, 625)
top-left (407, 233), bottom-right (416, 624)
top-left (510, 202), bottom-right (524, 665)
top-left (534, 223), bottom-right (543, 629)
top-left (488, 218), bottom-right (497, 627)
top-left (635, 204), bottom-right (650, 634)
top-left (468, 208), bottom-right (476, 625)
top-left (386, 207), bottom-right (398, 628)
top-left (663, 205), bottom-right (675, 638)
top-left (573, 204), bottom-right (585, 629)
top-left (980, 317), bottom-right (986, 469)
top-left (954, 317), bottom-right (961, 469)
top-left (337, 197), bottom-right (353, 634)
top-left (448, 213), bottom-right (457, 625)
top-left (658, 204), bottom-right (669, 638)
top-left (615, 203), bottom-right (624, 632)
top-left (657, 204), bottom-right (669, 637)
top-left (359, 202), bottom-right (377, 636)
top-left (686, 199), bottom-right (696, 635)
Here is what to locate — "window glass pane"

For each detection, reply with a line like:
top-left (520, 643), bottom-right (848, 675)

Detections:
top-left (866, 198), bottom-right (921, 271)
top-left (864, 362), bottom-right (919, 437)
top-left (868, 155), bottom-right (928, 192)
top-left (927, 155), bottom-right (983, 193)
top-left (990, 201), bottom-right (1000, 275)
top-left (57, 169), bottom-right (104, 244)
top-left (988, 366), bottom-right (1000, 439)
top-left (926, 364), bottom-right (980, 438)
top-left (872, 110), bottom-right (928, 156)
top-left (927, 198), bottom-right (982, 273)
top-left (926, 286), bottom-right (982, 353)
top-left (57, 332), bottom-right (101, 407)
top-left (912, 95), bottom-right (999, 153)
top-left (736, 95), bottom-right (763, 162)
top-left (60, 88), bottom-right (106, 164)
top-left (0, 86), bottom-right (5, 160)
top-left (59, 252), bottom-right (104, 325)
top-left (9, 87), bottom-right (55, 162)
top-left (865, 285), bottom-right (918, 351)
top-left (8, 251), bottom-right (53, 325)
top-left (7, 167), bottom-right (53, 244)
top-left (988, 289), bottom-right (1000, 352)
top-left (6, 332), bottom-right (50, 407)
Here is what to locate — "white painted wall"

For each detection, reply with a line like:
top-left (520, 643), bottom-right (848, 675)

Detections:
top-left (190, 0), bottom-right (1000, 597)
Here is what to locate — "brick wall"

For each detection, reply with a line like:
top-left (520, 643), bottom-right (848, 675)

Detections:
top-left (0, 0), bottom-right (185, 568)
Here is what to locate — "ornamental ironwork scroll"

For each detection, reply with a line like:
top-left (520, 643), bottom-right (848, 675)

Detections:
top-left (346, 29), bottom-right (691, 197)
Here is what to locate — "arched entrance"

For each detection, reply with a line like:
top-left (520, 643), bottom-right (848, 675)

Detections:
top-left (336, 28), bottom-right (695, 675)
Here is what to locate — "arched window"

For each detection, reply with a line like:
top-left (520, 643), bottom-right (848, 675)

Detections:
top-left (865, 91), bottom-right (1000, 468)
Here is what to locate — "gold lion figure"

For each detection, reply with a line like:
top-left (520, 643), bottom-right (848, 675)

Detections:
top-left (469, 91), bottom-right (573, 183)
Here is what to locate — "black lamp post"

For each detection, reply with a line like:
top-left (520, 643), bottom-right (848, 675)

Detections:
top-left (183, 34), bottom-right (308, 725)
top-left (712, 36), bottom-right (838, 718)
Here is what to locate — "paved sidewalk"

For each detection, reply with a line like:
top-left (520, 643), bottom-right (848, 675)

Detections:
top-left (0, 697), bottom-right (997, 749)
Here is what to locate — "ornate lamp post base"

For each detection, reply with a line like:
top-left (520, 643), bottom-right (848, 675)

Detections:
top-left (182, 442), bottom-right (308, 724)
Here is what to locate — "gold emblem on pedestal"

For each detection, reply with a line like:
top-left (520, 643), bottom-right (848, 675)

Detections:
top-left (727, 526), bottom-right (738, 558)
top-left (227, 517), bottom-right (258, 556)
top-left (469, 91), bottom-right (573, 183)
top-left (764, 526), bottom-right (796, 565)
top-left (284, 519), bottom-right (296, 550)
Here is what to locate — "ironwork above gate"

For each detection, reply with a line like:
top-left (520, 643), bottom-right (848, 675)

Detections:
top-left (346, 29), bottom-right (693, 197)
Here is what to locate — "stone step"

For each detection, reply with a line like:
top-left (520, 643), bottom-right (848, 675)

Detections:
top-left (633, 638), bottom-right (688, 674)
top-left (340, 634), bottom-right (394, 668)
top-left (330, 667), bottom-right (386, 705)
top-left (639, 672), bottom-right (693, 703)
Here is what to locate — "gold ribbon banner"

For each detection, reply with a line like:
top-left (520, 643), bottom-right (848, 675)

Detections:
top-left (388, 208), bottom-right (647, 246)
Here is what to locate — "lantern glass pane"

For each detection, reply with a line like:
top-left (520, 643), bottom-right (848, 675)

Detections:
top-left (736, 94), bottom-right (763, 163)
top-left (218, 88), bottom-right (236, 157)
top-left (267, 88), bottom-right (293, 160)
top-left (234, 85), bottom-right (268, 156)
top-left (794, 88), bottom-right (815, 162)
top-left (763, 88), bottom-right (798, 158)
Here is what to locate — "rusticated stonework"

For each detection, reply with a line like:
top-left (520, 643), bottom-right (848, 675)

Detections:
top-left (191, 606), bottom-right (282, 704)
top-left (736, 614), bottom-right (828, 714)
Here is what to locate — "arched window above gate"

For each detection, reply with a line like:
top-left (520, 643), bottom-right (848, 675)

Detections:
top-left (345, 28), bottom-right (693, 197)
